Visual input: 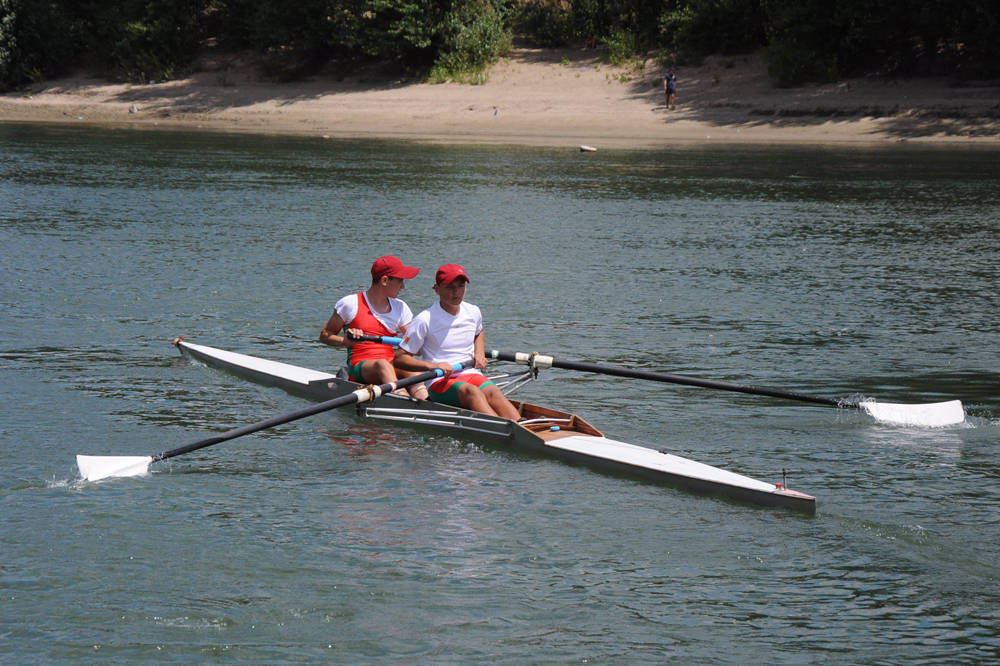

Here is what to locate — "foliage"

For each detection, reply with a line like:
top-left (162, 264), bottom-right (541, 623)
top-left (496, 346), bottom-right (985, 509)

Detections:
top-left (364, 0), bottom-right (445, 57)
top-left (0, 0), bottom-right (80, 89)
top-left (760, 0), bottom-right (834, 86)
top-left (762, 0), bottom-right (1000, 85)
top-left (600, 28), bottom-right (636, 66)
top-left (82, 0), bottom-right (207, 83)
top-left (231, 0), bottom-right (350, 79)
top-left (514, 0), bottom-right (575, 47)
top-left (1, 0), bottom-right (998, 92)
top-left (660, 0), bottom-right (765, 61)
top-left (947, 2), bottom-right (1000, 78)
top-left (429, 0), bottom-right (511, 83)
top-left (225, 0), bottom-right (451, 79)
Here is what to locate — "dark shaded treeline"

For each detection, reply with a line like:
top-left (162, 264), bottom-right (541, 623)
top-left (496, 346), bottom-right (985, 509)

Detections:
top-left (1, 0), bottom-right (998, 91)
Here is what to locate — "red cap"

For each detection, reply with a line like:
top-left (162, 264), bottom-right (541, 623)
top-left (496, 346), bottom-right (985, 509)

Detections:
top-left (371, 255), bottom-right (419, 280)
top-left (435, 264), bottom-right (470, 285)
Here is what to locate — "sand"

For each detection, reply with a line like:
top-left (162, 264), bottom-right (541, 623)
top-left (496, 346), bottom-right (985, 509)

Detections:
top-left (2, 47), bottom-right (998, 149)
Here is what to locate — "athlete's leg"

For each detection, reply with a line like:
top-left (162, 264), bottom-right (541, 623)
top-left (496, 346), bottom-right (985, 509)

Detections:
top-left (456, 382), bottom-right (498, 415)
top-left (396, 368), bottom-right (429, 399)
top-left (481, 384), bottom-right (521, 420)
top-left (358, 358), bottom-right (398, 384)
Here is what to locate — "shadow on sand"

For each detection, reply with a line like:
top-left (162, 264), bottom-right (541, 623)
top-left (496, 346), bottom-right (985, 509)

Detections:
top-left (29, 47), bottom-right (1000, 142)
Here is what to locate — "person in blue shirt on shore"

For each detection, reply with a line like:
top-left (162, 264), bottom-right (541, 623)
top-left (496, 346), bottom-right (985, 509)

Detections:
top-left (664, 69), bottom-right (676, 110)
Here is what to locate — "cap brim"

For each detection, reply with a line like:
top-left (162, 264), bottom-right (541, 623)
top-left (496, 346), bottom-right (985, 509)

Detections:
top-left (391, 266), bottom-right (420, 279)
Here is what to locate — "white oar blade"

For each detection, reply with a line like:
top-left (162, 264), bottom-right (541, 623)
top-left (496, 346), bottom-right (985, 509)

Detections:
top-left (76, 455), bottom-right (154, 482)
top-left (860, 399), bottom-right (965, 427)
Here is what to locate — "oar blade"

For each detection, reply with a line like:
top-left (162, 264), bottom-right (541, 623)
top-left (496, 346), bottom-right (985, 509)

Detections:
top-left (77, 455), bottom-right (154, 482)
top-left (859, 399), bottom-right (965, 427)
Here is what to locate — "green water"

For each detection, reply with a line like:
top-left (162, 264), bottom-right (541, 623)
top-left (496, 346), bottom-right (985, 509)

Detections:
top-left (2, 124), bottom-right (998, 663)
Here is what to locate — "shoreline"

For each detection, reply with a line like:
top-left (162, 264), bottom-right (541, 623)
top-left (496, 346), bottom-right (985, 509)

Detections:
top-left (2, 49), bottom-right (999, 149)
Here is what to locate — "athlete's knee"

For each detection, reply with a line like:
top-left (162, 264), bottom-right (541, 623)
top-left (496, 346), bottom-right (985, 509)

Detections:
top-left (365, 359), bottom-right (396, 382)
top-left (482, 385), bottom-right (507, 402)
top-left (458, 384), bottom-right (491, 410)
top-left (457, 382), bottom-right (483, 401)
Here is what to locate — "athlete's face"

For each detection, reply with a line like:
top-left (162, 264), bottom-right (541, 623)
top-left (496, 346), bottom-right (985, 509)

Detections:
top-left (383, 276), bottom-right (405, 296)
top-left (434, 279), bottom-right (467, 309)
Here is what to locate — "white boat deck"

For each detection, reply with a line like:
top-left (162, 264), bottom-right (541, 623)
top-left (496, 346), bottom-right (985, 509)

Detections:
top-left (181, 341), bottom-right (337, 386)
top-left (546, 435), bottom-right (779, 493)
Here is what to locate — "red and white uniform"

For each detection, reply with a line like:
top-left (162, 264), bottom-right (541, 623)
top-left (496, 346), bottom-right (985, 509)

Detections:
top-left (335, 292), bottom-right (413, 365)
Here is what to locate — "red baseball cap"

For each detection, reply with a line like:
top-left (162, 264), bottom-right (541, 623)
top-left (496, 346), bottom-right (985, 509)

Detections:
top-left (371, 255), bottom-right (419, 280)
top-left (435, 263), bottom-right (470, 285)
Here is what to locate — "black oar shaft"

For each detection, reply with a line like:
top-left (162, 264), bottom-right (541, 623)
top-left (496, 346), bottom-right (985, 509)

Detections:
top-left (558, 358), bottom-right (842, 407)
top-left (489, 351), bottom-right (844, 408)
top-left (152, 367), bottom-right (446, 463)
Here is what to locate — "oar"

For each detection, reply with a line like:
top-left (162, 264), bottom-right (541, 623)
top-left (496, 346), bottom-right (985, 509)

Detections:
top-left (76, 363), bottom-right (465, 482)
top-left (486, 350), bottom-right (965, 427)
top-left (348, 334), bottom-right (403, 346)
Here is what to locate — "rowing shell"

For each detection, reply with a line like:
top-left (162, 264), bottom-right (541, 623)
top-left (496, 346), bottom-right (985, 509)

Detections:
top-left (175, 340), bottom-right (817, 514)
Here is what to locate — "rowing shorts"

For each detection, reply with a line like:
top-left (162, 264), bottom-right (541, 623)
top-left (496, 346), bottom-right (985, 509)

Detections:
top-left (428, 373), bottom-right (494, 407)
top-left (347, 360), bottom-right (368, 383)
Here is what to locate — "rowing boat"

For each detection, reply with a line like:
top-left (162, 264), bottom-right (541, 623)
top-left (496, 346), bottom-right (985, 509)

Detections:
top-left (174, 340), bottom-right (817, 514)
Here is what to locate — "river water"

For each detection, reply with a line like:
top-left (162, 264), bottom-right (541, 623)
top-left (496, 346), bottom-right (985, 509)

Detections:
top-left (2, 124), bottom-right (998, 663)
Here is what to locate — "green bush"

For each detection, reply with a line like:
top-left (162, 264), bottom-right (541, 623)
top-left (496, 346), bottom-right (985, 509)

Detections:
top-left (3, 0), bottom-right (998, 91)
top-left (760, 0), bottom-right (845, 85)
top-left (601, 28), bottom-right (636, 66)
top-left (0, 0), bottom-right (80, 90)
top-left (430, 0), bottom-right (511, 83)
top-left (355, 0), bottom-right (444, 65)
top-left (765, 39), bottom-right (817, 87)
top-left (660, 0), bottom-right (763, 60)
top-left (514, 1), bottom-right (575, 47)
top-left (83, 0), bottom-right (206, 83)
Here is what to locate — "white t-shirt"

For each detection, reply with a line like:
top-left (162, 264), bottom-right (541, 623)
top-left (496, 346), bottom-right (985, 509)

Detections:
top-left (334, 291), bottom-right (413, 333)
top-left (400, 301), bottom-right (482, 372)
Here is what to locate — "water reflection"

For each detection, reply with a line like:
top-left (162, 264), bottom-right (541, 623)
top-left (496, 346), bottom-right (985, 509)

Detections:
top-left (2, 124), bottom-right (999, 663)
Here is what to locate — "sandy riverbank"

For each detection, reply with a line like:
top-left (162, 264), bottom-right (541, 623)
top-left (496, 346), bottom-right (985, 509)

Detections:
top-left (2, 47), bottom-right (999, 149)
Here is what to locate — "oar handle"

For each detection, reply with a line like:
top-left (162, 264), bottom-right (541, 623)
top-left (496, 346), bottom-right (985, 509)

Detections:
top-left (153, 361), bottom-right (467, 463)
top-left (487, 350), bottom-right (843, 408)
top-left (347, 333), bottom-right (403, 346)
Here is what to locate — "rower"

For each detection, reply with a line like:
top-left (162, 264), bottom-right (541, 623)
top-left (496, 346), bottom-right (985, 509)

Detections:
top-left (319, 255), bottom-right (428, 399)
top-left (395, 263), bottom-right (521, 419)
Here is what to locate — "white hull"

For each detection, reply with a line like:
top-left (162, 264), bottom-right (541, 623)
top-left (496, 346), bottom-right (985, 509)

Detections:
top-left (176, 340), bottom-right (816, 514)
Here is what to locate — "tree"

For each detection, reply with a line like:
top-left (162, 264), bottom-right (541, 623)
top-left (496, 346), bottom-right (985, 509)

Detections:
top-left (1, 0), bottom-right (81, 89)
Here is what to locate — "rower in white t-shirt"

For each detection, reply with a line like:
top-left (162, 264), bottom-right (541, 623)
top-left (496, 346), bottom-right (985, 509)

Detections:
top-left (397, 264), bottom-right (521, 420)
